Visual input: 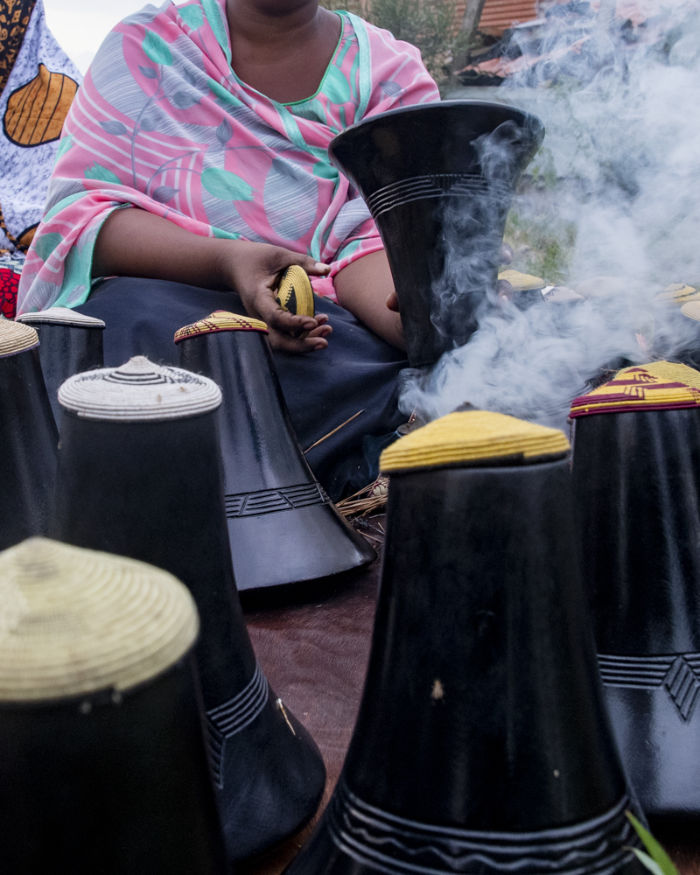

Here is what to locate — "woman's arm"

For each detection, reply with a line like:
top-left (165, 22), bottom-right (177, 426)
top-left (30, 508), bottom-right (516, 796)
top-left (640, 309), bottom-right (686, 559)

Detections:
top-left (333, 249), bottom-right (404, 350)
top-left (93, 207), bottom-right (332, 353)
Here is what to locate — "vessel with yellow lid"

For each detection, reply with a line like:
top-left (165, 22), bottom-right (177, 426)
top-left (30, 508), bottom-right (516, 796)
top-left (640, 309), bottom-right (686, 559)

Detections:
top-left (0, 316), bottom-right (57, 549)
top-left (175, 310), bottom-right (374, 591)
top-left (51, 356), bottom-right (326, 863)
top-left (0, 537), bottom-right (227, 874)
top-left (571, 361), bottom-right (700, 820)
top-left (287, 409), bottom-right (644, 875)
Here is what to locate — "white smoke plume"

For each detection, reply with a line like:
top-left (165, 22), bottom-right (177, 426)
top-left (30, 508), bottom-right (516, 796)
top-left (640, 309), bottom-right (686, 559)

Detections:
top-left (399, 0), bottom-right (700, 430)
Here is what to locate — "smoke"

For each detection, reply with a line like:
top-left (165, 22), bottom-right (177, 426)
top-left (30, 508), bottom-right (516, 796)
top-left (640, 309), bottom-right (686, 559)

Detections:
top-left (399, 0), bottom-right (700, 430)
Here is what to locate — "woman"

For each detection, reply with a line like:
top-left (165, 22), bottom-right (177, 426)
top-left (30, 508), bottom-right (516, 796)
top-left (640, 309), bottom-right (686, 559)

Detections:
top-left (17, 0), bottom-right (440, 495)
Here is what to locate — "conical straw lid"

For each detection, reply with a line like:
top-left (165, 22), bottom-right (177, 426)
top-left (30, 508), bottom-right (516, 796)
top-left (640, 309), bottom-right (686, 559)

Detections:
top-left (570, 361), bottom-right (700, 417)
top-left (0, 538), bottom-right (198, 702)
top-left (16, 307), bottom-right (105, 328)
top-left (58, 355), bottom-right (222, 421)
top-left (681, 301), bottom-right (700, 322)
top-left (380, 410), bottom-right (570, 473)
top-left (0, 317), bottom-right (38, 357)
top-left (174, 311), bottom-right (268, 343)
top-left (497, 268), bottom-right (544, 291)
top-left (656, 283), bottom-right (700, 306)
top-left (275, 265), bottom-right (315, 317)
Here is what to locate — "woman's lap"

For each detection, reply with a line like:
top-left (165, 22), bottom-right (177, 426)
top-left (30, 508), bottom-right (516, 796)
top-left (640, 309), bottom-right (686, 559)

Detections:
top-left (76, 276), bottom-right (408, 499)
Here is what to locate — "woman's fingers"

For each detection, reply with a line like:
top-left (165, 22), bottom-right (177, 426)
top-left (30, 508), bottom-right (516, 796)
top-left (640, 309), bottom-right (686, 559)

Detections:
top-left (264, 307), bottom-right (332, 354)
top-left (267, 326), bottom-right (330, 353)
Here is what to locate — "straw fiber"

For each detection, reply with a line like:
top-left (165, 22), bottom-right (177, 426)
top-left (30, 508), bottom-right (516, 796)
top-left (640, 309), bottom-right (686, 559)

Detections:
top-left (0, 537), bottom-right (198, 701)
top-left (0, 316), bottom-right (38, 357)
top-left (58, 354), bottom-right (221, 421)
top-left (174, 310), bottom-right (268, 342)
top-left (380, 409), bottom-right (570, 473)
top-left (570, 361), bottom-right (700, 417)
top-left (17, 307), bottom-right (105, 328)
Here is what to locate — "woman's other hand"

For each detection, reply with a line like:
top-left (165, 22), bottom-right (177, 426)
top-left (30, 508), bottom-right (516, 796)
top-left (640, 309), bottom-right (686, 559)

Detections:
top-left (221, 240), bottom-right (333, 353)
top-left (334, 250), bottom-right (404, 350)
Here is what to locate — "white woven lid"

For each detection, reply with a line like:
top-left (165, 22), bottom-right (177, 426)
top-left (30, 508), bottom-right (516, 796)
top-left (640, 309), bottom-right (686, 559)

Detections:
top-left (58, 355), bottom-right (222, 421)
top-left (17, 307), bottom-right (105, 328)
top-left (0, 317), bottom-right (39, 357)
top-left (0, 538), bottom-right (199, 702)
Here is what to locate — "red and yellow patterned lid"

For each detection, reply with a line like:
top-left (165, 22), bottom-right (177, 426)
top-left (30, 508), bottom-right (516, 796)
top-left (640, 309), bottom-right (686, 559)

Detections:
top-left (570, 361), bottom-right (700, 418)
top-left (174, 310), bottom-right (268, 343)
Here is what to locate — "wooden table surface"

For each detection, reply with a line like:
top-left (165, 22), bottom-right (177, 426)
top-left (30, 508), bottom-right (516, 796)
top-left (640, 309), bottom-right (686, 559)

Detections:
top-left (240, 516), bottom-right (700, 874)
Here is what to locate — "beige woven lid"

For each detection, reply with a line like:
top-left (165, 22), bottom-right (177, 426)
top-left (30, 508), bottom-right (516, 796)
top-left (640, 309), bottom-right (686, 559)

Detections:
top-left (58, 355), bottom-right (222, 421)
top-left (0, 538), bottom-right (199, 702)
top-left (681, 301), bottom-right (700, 322)
top-left (0, 317), bottom-right (39, 358)
top-left (16, 307), bottom-right (105, 328)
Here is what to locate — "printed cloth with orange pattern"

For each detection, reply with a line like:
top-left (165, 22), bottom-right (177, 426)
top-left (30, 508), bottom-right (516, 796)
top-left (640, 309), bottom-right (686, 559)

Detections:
top-left (0, 0), bottom-right (81, 316)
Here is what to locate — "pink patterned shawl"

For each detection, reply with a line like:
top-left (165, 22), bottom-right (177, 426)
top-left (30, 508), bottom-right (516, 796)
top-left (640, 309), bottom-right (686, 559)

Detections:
top-left (17, 0), bottom-right (439, 313)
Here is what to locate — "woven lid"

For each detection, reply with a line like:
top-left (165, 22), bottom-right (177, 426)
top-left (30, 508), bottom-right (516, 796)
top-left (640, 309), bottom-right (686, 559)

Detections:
top-left (380, 410), bottom-right (570, 473)
top-left (542, 285), bottom-right (585, 303)
top-left (656, 283), bottom-right (700, 306)
top-left (275, 265), bottom-right (315, 317)
top-left (0, 317), bottom-right (39, 358)
top-left (16, 307), bottom-right (105, 328)
top-left (498, 268), bottom-right (545, 291)
top-left (0, 538), bottom-right (198, 702)
top-left (174, 310), bottom-right (268, 343)
top-left (681, 301), bottom-right (700, 322)
top-left (58, 355), bottom-right (222, 421)
top-left (570, 361), bottom-right (700, 418)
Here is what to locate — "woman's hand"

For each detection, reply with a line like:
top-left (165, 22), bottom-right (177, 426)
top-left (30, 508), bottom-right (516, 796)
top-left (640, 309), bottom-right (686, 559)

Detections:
top-left (222, 240), bottom-right (333, 353)
top-left (93, 209), bottom-right (333, 354)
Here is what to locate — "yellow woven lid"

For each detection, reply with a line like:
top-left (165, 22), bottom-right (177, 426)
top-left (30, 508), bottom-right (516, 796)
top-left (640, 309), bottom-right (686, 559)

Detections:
top-left (275, 265), bottom-right (315, 317)
top-left (174, 310), bottom-right (268, 343)
top-left (0, 317), bottom-right (39, 357)
top-left (58, 356), bottom-right (222, 421)
top-left (656, 283), bottom-right (700, 305)
top-left (0, 538), bottom-right (198, 702)
top-left (570, 361), bottom-right (700, 417)
top-left (498, 269), bottom-right (545, 291)
top-left (16, 307), bottom-right (105, 328)
top-left (380, 410), bottom-right (570, 473)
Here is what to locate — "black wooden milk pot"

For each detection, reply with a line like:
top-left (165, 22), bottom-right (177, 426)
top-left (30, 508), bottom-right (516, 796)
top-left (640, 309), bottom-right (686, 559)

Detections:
top-left (287, 410), bottom-right (645, 874)
top-left (0, 537), bottom-right (227, 874)
top-left (329, 100), bottom-right (544, 367)
top-left (175, 310), bottom-right (374, 590)
top-left (0, 317), bottom-right (57, 549)
top-left (570, 361), bottom-right (700, 823)
top-left (16, 306), bottom-right (105, 428)
top-left (51, 356), bottom-right (326, 862)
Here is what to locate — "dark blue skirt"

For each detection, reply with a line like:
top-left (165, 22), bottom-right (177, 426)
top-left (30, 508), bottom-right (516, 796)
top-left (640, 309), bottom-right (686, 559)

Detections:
top-left (77, 277), bottom-right (408, 500)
